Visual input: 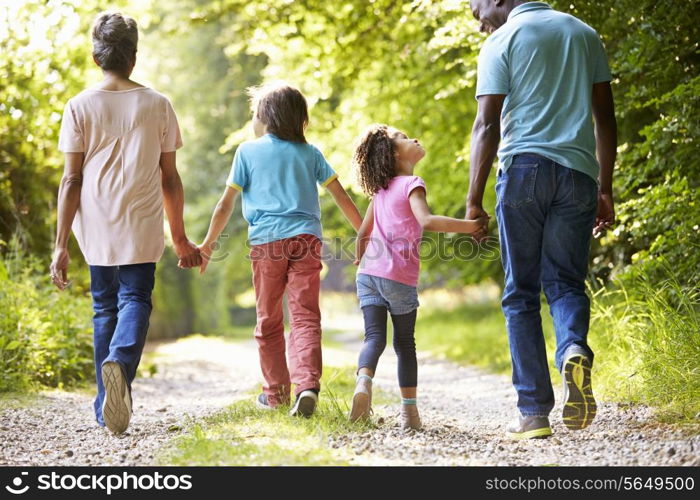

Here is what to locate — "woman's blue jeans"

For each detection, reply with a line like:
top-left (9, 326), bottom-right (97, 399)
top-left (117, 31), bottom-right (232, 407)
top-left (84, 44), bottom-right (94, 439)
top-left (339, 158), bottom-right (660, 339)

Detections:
top-left (89, 263), bottom-right (156, 426)
top-left (496, 154), bottom-right (598, 417)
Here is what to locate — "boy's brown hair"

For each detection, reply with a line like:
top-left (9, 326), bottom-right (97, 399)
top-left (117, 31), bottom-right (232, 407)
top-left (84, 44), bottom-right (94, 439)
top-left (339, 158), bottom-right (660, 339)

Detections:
top-left (248, 82), bottom-right (308, 143)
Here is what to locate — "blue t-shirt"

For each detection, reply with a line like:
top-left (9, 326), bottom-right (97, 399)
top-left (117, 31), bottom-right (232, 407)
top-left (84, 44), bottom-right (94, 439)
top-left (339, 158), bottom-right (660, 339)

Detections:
top-left (475, 2), bottom-right (612, 181)
top-left (226, 133), bottom-right (338, 245)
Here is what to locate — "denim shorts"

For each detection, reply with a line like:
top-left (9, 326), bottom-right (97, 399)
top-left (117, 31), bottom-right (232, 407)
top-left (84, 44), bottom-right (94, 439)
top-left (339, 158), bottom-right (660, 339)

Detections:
top-left (356, 273), bottom-right (419, 316)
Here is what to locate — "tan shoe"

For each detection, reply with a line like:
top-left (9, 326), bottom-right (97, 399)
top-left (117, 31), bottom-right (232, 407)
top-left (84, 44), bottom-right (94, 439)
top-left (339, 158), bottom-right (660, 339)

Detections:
top-left (101, 361), bottom-right (132, 435)
top-left (400, 404), bottom-right (422, 430)
top-left (349, 374), bottom-right (372, 422)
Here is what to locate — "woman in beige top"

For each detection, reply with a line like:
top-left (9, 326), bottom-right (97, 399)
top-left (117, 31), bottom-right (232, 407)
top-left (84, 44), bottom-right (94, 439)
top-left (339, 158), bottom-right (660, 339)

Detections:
top-left (49, 12), bottom-right (200, 434)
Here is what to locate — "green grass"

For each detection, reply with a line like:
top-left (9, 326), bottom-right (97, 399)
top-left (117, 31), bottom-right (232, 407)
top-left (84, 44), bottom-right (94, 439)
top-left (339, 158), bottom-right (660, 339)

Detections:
top-left (0, 391), bottom-right (44, 410)
top-left (157, 366), bottom-right (396, 466)
top-left (213, 325), bottom-right (348, 347)
top-left (320, 328), bottom-right (352, 349)
top-left (588, 276), bottom-right (700, 422)
top-left (416, 302), bottom-right (511, 373)
top-left (416, 301), bottom-right (558, 382)
top-left (416, 275), bottom-right (700, 423)
top-left (213, 324), bottom-right (257, 341)
top-left (0, 248), bottom-right (94, 392)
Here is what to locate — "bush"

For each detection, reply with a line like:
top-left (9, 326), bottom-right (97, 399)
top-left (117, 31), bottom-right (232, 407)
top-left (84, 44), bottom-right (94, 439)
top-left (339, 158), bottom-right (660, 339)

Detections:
top-left (590, 271), bottom-right (700, 421)
top-left (416, 267), bottom-right (699, 422)
top-left (0, 246), bottom-right (93, 391)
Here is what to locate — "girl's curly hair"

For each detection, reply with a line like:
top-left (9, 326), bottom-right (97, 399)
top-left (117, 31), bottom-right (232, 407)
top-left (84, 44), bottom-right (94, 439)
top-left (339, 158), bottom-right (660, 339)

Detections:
top-left (353, 124), bottom-right (396, 196)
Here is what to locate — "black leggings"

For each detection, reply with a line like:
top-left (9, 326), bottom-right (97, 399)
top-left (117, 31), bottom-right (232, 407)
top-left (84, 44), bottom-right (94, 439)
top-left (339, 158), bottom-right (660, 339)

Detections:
top-left (357, 305), bottom-right (417, 387)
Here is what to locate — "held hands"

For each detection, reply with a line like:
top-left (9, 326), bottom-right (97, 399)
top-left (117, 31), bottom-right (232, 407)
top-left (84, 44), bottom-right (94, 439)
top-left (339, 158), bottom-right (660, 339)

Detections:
top-left (470, 214), bottom-right (491, 236)
top-left (466, 205), bottom-right (490, 242)
top-left (174, 238), bottom-right (202, 270)
top-left (593, 192), bottom-right (615, 238)
top-left (194, 238), bottom-right (227, 274)
top-left (196, 242), bottom-right (213, 275)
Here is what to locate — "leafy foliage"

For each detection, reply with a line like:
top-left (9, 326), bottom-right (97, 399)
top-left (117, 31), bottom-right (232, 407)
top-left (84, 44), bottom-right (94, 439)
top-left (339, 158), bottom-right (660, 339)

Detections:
top-left (135, 2), bottom-right (265, 336)
top-left (206, 0), bottom-right (501, 285)
top-left (0, 0), bottom-right (100, 256)
top-left (0, 242), bottom-right (93, 391)
top-left (551, 0), bottom-right (700, 286)
top-left (199, 0), bottom-right (699, 288)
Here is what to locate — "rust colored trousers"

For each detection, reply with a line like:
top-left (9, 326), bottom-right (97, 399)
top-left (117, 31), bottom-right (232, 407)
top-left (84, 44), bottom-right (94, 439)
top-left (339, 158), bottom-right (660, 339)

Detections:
top-left (250, 233), bottom-right (323, 406)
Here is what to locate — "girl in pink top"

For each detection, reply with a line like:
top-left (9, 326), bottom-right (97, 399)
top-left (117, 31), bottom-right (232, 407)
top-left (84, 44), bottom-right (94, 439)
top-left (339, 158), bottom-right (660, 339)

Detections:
top-left (351, 124), bottom-right (487, 429)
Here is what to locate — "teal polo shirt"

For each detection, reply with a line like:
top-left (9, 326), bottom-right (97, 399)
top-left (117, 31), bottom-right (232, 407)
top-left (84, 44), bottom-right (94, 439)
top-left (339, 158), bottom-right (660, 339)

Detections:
top-left (475, 2), bottom-right (612, 181)
top-left (227, 134), bottom-right (338, 245)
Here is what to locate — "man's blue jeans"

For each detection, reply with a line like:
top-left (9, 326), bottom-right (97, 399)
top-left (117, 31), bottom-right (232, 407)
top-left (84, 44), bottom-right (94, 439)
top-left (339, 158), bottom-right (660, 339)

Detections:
top-left (495, 154), bottom-right (598, 417)
top-left (89, 263), bottom-right (156, 426)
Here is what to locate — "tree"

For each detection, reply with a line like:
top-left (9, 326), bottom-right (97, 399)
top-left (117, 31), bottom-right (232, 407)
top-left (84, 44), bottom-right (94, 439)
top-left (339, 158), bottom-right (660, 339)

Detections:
top-left (205, 0), bottom-right (699, 288)
top-left (136, 1), bottom-right (267, 336)
top-left (549, 0), bottom-right (700, 287)
top-left (0, 0), bottom-right (100, 258)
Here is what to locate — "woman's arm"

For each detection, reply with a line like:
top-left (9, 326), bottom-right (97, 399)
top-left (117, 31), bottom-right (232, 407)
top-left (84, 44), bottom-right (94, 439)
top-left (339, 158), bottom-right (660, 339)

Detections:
top-left (160, 151), bottom-right (201, 269)
top-left (409, 187), bottom-right (488, 234)
top-left (198, 186), bottom-right (240, 274)
top-left (354, 200), bottom-right (374, 265)
top-left (325, 178), bottom-right (363, 231)
top-left (50, 152), bottom-right (84, 290)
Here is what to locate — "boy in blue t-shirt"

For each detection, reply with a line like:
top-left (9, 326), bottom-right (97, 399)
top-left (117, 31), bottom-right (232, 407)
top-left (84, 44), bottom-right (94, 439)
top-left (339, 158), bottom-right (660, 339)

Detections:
top-left (198, 82), bottom-right (362, 417)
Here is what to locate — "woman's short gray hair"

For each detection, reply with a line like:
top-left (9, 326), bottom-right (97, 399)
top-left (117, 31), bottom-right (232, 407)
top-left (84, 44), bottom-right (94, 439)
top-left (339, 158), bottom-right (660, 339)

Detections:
top-left (92, 12), bottom-right (138, 74)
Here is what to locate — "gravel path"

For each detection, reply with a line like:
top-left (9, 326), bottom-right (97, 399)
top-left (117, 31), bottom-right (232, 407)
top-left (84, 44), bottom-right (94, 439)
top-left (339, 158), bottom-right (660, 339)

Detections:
top-left (0, 336), bottom-right (260, 466)
top-left (324, 325), bottom-right (700, 466)
top-left (1, 325), bottom-right (698, 466)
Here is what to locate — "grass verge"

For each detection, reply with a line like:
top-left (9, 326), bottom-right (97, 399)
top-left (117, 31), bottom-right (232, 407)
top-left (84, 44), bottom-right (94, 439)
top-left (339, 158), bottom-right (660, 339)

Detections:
top-left (589, 276), bottom-right (699, 422)
top-left (157, 366), bottom-right (396, 465)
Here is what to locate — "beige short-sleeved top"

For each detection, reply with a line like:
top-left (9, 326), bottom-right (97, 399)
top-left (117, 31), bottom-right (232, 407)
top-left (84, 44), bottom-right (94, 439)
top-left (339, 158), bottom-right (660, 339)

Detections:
top-left (58, 87), bottom-right (182, 266)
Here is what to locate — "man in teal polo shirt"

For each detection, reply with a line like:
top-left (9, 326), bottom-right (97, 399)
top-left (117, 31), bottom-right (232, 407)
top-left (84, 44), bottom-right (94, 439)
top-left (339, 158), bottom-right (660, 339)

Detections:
top-left (465, 1), bottom-right (617, 439)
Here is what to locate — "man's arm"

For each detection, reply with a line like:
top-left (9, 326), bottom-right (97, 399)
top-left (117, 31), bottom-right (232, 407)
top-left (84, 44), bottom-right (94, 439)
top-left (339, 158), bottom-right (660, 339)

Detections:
top-left (466, 94), bottom-right (505, 241)
top-left (160, 151), bottom-right (201, 268)
top-left (592, 81), bottom-right (617, 236)
top-left (50, 152), bottom-right (84, 290)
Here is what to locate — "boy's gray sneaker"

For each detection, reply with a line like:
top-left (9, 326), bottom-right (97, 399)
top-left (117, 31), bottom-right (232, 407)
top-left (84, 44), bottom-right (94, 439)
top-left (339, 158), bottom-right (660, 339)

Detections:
top-left (506, 415), bottom-right (552, 440)
top-left (289, 389), bottom-right (318, 418)
top-left (561, 352), bottom-right (597, 430)
top-left (256, 393), bottom-right (275, 411)
top-left (101, 361), bottom-right (132, 435)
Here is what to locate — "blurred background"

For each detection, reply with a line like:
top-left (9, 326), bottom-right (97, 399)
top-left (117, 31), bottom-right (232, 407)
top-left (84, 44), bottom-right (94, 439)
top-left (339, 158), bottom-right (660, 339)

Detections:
top-left (0, 0), bottom-right (697, 420)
